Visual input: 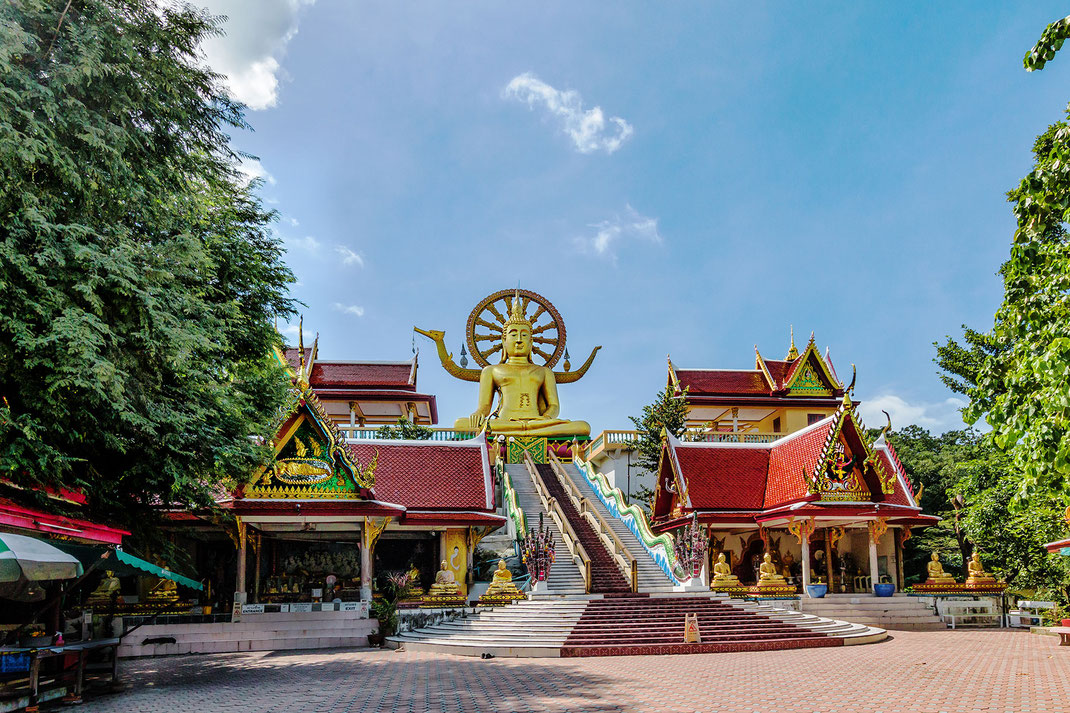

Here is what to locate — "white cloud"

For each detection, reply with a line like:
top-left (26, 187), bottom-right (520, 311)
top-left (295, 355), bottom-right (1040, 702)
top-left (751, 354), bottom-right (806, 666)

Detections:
top-left (235, 156), bottom-right (274, 186)
top-left (290, 235), bottom-right (320, 252)
top-left (334, 245), bottom-right (365, 268)
top-left (286, 216), bottom-right (299, 227)
top-left (196, 0), bottom-right (316, 110)
top-left (332, 303), bottom-right (365, 317)
top-left (280, 321), bottom-right (314, 342)
top-left (502, 73), bottom-right (633, 154)
top-left (576, 204), bottom-right (663, 261)
top-left (857, 394), bottom-right (969, 433)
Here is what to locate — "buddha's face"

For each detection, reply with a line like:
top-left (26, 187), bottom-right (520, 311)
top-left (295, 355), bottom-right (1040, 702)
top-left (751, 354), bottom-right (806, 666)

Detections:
top-left (763, 554), bottom-right (772, 563)
top-left (717, 554), bottom-right (726, 563)
top-left (503, 323), bottom-right (532, 359)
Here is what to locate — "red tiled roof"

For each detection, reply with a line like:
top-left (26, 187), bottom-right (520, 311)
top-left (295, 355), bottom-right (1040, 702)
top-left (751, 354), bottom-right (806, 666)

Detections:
top-left (875, 449), bottom-right (915, 508)
top-left (675, 369), bottom-right (770, 395)
top-left (653, 412), bottom-right (935, 527)
top-left (347, 439), bottom-right (491, 511)
top-left (282, 348), bottom-right (415, 388)
top-left (675, 446), bottom-right (768, 509)
top-left (310, 362), bottom-right (413, 388)
top-left (283, 347), bottom-right (313, 373)
top-left (762, 359), bottom-right (793, 388)
top-left (764, 420), bottom-right (833, 508)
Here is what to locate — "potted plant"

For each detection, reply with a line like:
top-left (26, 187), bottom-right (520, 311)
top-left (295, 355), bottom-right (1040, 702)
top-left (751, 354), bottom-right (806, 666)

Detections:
top-left (368, 570), bottom-right (413, 647)
top-left (805, 573), bottom-right (827, 598)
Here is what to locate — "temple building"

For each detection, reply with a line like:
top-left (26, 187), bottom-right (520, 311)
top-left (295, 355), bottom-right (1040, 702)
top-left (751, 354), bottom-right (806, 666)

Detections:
top-left (668, 330), bottom-right (845, 435)
top-left (108, 291), bottom-right (948, 656)
top-left (278, 343), bottom-right (438, 434)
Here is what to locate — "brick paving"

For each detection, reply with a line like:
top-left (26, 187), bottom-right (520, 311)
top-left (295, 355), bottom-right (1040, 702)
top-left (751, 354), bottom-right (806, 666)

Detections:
top-left (80, 630), bottom-right (1070, 713)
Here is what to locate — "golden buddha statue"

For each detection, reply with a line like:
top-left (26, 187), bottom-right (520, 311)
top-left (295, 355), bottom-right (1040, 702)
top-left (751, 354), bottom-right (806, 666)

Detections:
top-left (757, 553), bottom-right (787, 588)
top-left (711, 553), bottom-right (740, 588)
top-left (405, 564), bottom-right (425, 598)
top-left (482, 560), bottom-right (524, 600)
top-left (453, 295), bottom-right (590, 437)
top-left (966, 553), bottom-right (996, 586)
top-left (87, 570), bottom-right (120, 606)
top-left (148, 572), bottom-right (179, 602)
top-left (426, 560), bottom-right (461, 597)
top-left (925, 552), bottom-right (957, 585)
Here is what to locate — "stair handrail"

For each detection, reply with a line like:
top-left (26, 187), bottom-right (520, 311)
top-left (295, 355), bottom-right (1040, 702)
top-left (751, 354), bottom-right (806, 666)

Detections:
top-left (548, 453), bottom-right (638, 592)
top-left (499, 458), bottom-right (527, 537)
top-left (571, 456), bottom-right (686, 585)
top-left (523, 453), bottom-right (592, 592)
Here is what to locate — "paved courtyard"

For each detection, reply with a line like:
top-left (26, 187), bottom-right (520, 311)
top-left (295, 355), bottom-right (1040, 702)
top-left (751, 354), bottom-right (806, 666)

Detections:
top-left (81, 630), bottom-right (1069, 713)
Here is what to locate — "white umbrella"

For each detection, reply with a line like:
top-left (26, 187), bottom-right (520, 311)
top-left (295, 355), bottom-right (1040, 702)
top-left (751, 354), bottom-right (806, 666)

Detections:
top-left (0, 533), bottom-right (84, 582)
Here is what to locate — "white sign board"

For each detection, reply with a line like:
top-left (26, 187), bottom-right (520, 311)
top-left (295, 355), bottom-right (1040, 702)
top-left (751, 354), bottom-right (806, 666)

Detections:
top-left (241, 604), bottom-right (265, 615)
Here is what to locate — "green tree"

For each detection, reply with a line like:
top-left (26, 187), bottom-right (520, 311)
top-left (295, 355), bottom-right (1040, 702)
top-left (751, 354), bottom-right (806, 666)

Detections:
top-left (0, 1), bottom-right (295, 541)
top-left (933, 18), bottom-right (1070, 502)
top-left (888, 427), bottom-right (1070, 602)
top-left (376, 417), bottom-right (434, 440)
top-left (628, 386), bottom-right (689, 511)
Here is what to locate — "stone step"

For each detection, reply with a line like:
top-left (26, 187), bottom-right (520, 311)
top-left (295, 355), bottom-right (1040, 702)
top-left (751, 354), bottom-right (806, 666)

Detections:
top-left (119, 634), bottom-right (372, 658)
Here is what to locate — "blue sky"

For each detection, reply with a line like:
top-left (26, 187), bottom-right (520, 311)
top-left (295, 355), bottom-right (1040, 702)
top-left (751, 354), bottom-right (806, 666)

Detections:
top-left (198, 1), bottom-right (1070, 434)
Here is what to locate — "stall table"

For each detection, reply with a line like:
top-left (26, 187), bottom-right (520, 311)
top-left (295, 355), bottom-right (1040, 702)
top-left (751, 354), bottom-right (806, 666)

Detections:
top-left (0, 638), bottom-right (120, 711)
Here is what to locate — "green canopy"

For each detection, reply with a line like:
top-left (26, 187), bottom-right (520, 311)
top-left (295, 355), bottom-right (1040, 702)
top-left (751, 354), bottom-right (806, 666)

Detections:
top-left (55, 543), bottom-right (203, 591)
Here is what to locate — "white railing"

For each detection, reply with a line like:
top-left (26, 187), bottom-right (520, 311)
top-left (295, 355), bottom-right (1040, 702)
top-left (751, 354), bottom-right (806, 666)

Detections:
top-left (340, 427), bottom-right (477, 442)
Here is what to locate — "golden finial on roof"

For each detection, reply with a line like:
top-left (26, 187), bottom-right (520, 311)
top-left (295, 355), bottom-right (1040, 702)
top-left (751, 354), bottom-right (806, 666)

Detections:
top-left (296, 315), bottom-right (309, 389)
top-left (842, 363), bottom-right (856, 407)
top-left (786, 325), bottom-right (799, 360)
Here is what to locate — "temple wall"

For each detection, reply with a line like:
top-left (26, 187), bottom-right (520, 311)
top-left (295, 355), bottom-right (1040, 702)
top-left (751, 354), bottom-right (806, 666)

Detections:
top-left (593, 450), bottom-right (653, 503)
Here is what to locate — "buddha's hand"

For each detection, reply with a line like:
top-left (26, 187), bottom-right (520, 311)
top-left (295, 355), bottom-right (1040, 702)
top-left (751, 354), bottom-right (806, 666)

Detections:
top-left (470, 411), bottom-right (486, 428)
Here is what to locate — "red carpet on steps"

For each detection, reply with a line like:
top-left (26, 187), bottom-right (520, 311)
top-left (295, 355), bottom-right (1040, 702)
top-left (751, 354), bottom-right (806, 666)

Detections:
top-left (535, 464), bottom-right (631, 594)
top-left (560, 596), bottom-right (844, 657)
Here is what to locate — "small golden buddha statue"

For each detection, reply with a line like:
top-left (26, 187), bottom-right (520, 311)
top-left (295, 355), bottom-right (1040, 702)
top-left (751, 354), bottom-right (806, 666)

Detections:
top-left (427, 560), bottom-right (461, 597)
top-left (405, 564), bottom-right (425, 598)
top-left (148, 574), bottom-right (179, 602)
top-left (483, 560), bottom-right (523, 598)
top-left (757, 553), bottom-right (787, 588)
top-left (454, 294), bottom-right (590, 437)
top-left (925, 552), bottom-right (957, 585)
top-left (87, 570), bottom-right (120, 605)
top-left (711, 553), bottom-right (740, 587)
top-left (965, 553), bottom-right (996, 585)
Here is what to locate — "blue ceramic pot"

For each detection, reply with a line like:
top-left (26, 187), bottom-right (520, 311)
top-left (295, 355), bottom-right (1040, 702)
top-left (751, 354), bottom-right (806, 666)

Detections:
top-left (873, 583), bottom-right (895, 597)
top-left (806, 584), bottom-right (828, 598)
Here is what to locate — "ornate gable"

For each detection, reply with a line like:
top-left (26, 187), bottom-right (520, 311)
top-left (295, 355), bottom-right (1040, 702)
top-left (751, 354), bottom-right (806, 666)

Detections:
top-left (244, 384), bottom-right (376, 500)
top-left (804, 399), bottom-right (895, 501)
top-left (783, 337), bottom-right (839, 396)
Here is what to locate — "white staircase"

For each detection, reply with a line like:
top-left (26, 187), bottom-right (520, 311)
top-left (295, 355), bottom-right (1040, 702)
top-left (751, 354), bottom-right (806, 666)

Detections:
top-left (507, 463), bottom-right (587, 595)
top-left (562, 462), bottom-right (676, 592)
top-left (799, 594), bottom-right (946, 631)
top-left (116, 610), bottom-right (377, 657)
top-left (389, 598), bottom-right (587, 657)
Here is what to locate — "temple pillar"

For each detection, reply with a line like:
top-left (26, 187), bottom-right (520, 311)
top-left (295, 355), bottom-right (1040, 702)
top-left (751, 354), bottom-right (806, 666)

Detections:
top-left (360, 521), bottom-right (374, 601)
top-left (894, 532), bottom-right (904, 589)
top-left (824, 529), bottom-right (834, 590)
top-left (868, 526), bottom-right (879, 593)
top-left (801, 537), bottom-right (811, 594)
top-left (235, 519), bottom-right (248, 606)
top-left (253, 532), bottom-right (261, 604)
